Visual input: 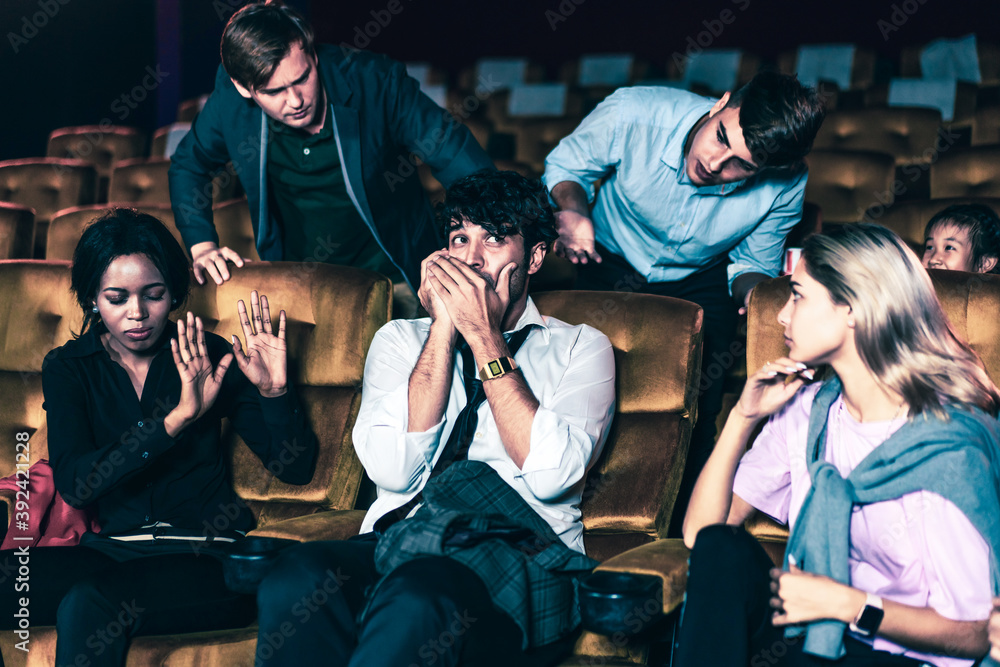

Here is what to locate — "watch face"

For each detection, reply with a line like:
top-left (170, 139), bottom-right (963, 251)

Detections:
top-left (855, 605), bottom-right (885, 635)
top-left (488, 360), bottom-right (503, 376)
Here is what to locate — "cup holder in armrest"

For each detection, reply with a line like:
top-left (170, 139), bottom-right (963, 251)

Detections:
top-left (216, 536), bottom-right (300, 595)
top-left (579, 570), bottom-right (663, 636)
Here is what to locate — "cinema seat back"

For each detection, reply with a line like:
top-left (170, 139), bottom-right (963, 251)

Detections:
top-left (46, 126), bottom-right (146, 181)
top-left (46, 204), bottom-right (180, 261)
top-left (930, 146), bottom-right (1000, 199)
top-left (0, 202), bottom-right (34, 259)
top-left (804, 150), bottom-right (896, 224)
top-left (0, 158), bottom-right (98, 258)
top-left (0, 261), bottom-right (80, 478)
top-left (183, 263), bottom-right (391, 524)
top-left (532, 291), bottom-right (703, 562)
top-left (812, 108), bottom-right (942, 165)
top-left (108, 158), bottom-right (172, 204)
top-left (213, 198), bottom-right (260, 261)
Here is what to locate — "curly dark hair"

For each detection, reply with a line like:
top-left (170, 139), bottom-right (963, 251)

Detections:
top-left (221, 2), bottom-right (315, 91)
top-left (436, 170), bottom-right (559, 256)
top-left (724, 71), bottom-right (826, 168)
top-left (925, 203), bottom-right (1000, 274)
top-left (71, 208), bottom-right (190, 336)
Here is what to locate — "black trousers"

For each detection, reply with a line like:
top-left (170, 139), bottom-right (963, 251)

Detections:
top-left (255, 539), bottom-right (578, 667)
top-left (674, 525), bottom-right (926, 666)
top-left (575, 248), bottom-right (741, 536)
top-left (0, 541), bottom-right (255, 667)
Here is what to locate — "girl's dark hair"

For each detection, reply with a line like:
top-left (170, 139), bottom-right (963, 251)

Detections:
top-left (221, 2), bottom-right (315, 91)
top-left (924, 203), bottom-right (1000, 274)
top-left (436, 170), bottom-right (558, 253)
top-left (71, 208), bottom-right (190, 336)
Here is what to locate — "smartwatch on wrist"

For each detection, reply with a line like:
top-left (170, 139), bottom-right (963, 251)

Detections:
top-left (848, 593), bottom-right (884, 638)
top-left (480, 356), bottom-right (518, 381)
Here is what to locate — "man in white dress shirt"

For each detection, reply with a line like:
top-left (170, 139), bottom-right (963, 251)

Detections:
top-left (255, 169), bottom-right (616, 666)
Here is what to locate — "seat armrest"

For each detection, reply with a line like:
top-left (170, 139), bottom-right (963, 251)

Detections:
top-left (593, 538), bottom-right (690, 614)
top-left (247, 509), bottom-right (366, 543)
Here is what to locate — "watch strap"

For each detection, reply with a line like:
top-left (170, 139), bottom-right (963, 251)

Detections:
top-left (479, 356), bottom-right (518, 381)
top-left (848, 593), bottom-right (884, 637)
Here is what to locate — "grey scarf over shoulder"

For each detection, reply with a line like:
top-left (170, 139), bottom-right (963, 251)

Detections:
top-left (784, 377), bottom-right (1000, 663)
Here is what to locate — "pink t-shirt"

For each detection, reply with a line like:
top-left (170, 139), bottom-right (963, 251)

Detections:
top-left (733, 382), bottom-right (992, 667)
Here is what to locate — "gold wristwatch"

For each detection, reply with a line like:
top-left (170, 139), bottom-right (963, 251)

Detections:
top-left (479, 357), bottom-right (518, 381)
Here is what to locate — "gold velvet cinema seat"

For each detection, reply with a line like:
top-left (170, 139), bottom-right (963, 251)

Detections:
top-left (46, 200), bottom-right (259, 264)
top-left (107, 158), bottom-right (172, 205)
top-left (0, 261), bottom-right (390, 667)
top-left (46, 126), bottom-right (146, 189)
top-left (0, 158), bottom-right (98, 259)
top-left (150, 122), bottom-right (192, 158)
top-left (0, 202), bottom-right (35, 259)
top-left (811, 108), bottom-right (943, 167)
top-left (930, 146), bottom-right (1000, 199)
top-left (109, 159), bottom-right (242, 206)
top-left (532, 291), bottom-right (704, 563)
top-left (46, 204), bottom-right (180, 261)
top-left (563, 268), bottom-right (1000, 666)
top-left (803, 149), bottom-right (896, 225)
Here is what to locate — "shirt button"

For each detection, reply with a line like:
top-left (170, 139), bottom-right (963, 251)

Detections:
top-left (138, 421), bottom-right (144, 427)
top-left (142, 451), bottom-right (149, 459)
top-left (475, 431), bottom-right (484, 439)
top-left (303, 147), bottom-right (311, 155)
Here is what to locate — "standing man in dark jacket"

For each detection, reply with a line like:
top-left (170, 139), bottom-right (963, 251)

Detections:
top-left (168, 2), bottom-right (493, 314)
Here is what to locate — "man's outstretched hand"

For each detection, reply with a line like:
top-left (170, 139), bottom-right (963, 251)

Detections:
top-left (190, 241), bottom-right (248, 285)
top-left (553, 210), bottom-right (602, 265)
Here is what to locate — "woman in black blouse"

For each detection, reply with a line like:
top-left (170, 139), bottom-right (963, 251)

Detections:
top-left (0, 209), bottom-right (316, 666)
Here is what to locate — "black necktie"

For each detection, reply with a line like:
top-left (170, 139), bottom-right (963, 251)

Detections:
top-left (374, 326), bottom-right (534, 534)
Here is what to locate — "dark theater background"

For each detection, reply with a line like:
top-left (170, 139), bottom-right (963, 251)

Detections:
top-left (2, 0), bottom-right (1000, 160)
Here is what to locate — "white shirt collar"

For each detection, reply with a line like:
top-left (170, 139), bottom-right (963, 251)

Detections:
top-left (508, 296), bottom-right (550, 344)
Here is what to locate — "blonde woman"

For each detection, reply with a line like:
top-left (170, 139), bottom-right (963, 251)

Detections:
top-left (678, 224), bottom-right (1000, 666)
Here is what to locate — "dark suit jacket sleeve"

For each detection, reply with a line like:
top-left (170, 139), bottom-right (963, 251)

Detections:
top-left (382, 59), bottom-right (494, 188)
top-left (168, 66), bottom-right (238, 251)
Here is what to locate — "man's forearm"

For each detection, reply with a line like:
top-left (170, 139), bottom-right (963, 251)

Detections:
top-left (732, 271), bottom-right (770, 307)
top-left (467, 331), bottom-right (538, 469)
top-left (407, 322), bottom-right (456, 432)
top-left (550, 181), bottom-right (591, 216)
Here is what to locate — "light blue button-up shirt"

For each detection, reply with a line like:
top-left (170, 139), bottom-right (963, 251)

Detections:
top-left (543, 86), bottom-right (808, 291)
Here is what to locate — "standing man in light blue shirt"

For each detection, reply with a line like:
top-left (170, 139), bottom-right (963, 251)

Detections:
top-left (543, 71), bottom-right (825, 534)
